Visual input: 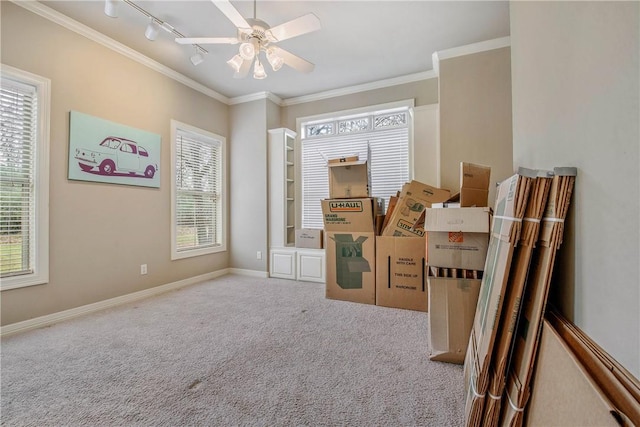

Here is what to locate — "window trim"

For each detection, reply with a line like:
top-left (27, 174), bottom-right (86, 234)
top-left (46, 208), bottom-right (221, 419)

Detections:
top-left (295, 99), bottom-right (415, 229)
top-left (170, 120), bottom-right (227, 260)
top-left (0, 64), bottom-right (51, 291)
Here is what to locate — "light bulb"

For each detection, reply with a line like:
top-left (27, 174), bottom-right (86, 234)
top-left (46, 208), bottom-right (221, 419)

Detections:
top-left (253, 59), bottom-right (267, 80)
top-left (239, 41), bottom-right (256, 60)
top-left (266, 49), bottom-right (284, 71)
top-left (226, 54), bottom-right (244, 72)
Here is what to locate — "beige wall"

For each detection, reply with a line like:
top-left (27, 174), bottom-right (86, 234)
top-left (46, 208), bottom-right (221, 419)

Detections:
top-left (438, 47), bottom-right (513, 206)
top-left (1, 3), bottom-right (229, 325)
top-left (510, 1), bottom-right (639, 376)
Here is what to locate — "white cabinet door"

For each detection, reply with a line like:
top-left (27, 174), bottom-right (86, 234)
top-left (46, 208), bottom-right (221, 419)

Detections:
top-left (296, 249), bottom-right (325, 283)
top-left (270, 249), bottom-right (296, 280)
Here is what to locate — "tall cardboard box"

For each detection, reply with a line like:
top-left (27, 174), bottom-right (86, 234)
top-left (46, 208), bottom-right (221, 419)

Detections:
top-left (424, 207), bottom-right (492, 271)
top-left (322, 198), bottom-right (378, 305)
top-left (375, 236), bottom-right (427, 311)
top-left (428, 273), bottom-right (481, 364)
top-left (328, 159), bottom-right (370, 199)
top-left (382, 180), bottom-right (450, 237)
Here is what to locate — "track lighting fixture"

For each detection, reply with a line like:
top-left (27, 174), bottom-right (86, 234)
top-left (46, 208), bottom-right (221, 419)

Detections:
top-left (144, 17), bottom-right (160, 41)
top-left (104, 0), bottom-right (119, 18)
top-left (104, 0), bottom-right (208, 65)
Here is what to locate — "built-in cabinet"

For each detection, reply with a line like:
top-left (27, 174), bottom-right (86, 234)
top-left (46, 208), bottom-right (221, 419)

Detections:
top-left (268, 128), bottom-right (325, 283)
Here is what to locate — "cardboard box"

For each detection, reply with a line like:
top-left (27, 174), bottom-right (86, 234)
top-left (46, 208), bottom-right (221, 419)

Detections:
top-left (501, 168), bottom-right (577, 427)
top-left (524, 320), bottom-right (621, 427)
top-left (462, 168), bottom-right (537, 427)
top-left (321, 198), bottom-right (380, 232)
top-left (325, 231), bottom-right (376, 304)
top-left (382, 180), bottom-right (450, 237)
top-left (424, 207), bottom-right (492, 271)
top-left (428, 273), bottom-right (481, 364)
top-left (295, 228), bottom-right (323, 249)
top-left (459, 162), bottom-right (491, 208)
top-left (322, 198), bottom-right (379, 305)
top-left (375, 236), bottom-right (427, 311)
top-left (328, 160), bottom-right (370, 199)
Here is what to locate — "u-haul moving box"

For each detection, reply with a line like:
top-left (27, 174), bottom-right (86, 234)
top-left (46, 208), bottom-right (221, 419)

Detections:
top-left (375, 236), bottom-right (427, 311)
top-left (322, 198), bottom-right (380, 305)
top-left (328, 160), bottom-right (370, 199)
top-left (382, 180), bottom-right (450, 237)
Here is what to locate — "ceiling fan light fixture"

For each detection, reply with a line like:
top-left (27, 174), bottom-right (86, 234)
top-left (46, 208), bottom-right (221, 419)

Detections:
top-left (239, 40), bottom-right (257, 60)
top-left (104, 0), bottom-right (119, 18)
top-left (266, 49), bottom-right (284, 71)
top-left (253, 59), bottom-right (267, 80)
top-left (226, 54), bottom-right (244, 72)
top-left (145, 18), bottom-right (160, 41)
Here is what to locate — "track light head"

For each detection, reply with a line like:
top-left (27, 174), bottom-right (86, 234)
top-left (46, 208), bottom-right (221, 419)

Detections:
top-left (145, 18), bottom-right (160, 41)
top-left (104, 0), bottom-right (119, 18)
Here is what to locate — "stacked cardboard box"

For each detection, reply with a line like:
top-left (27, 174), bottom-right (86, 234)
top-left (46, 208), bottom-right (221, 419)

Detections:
top-left (425, 207), bottom-right (492, 364)
top-left (376, 180), bottom-right (450, 312)
top-left (462, 168), bottom-right (537, 426)
top-left (500, 168), bottom-right (577, 426)
top-left (481, 170), bottom-right (554, 426)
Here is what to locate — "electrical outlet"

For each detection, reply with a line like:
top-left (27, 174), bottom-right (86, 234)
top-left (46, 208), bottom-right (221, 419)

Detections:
top-left (256, 251), bottom-right (262, 260)
top-left (140, 264), bottom-right (147, 275)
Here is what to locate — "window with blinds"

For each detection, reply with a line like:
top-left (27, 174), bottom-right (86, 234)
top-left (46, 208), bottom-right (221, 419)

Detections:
top-left (301, 108), bottom-right (410, 229)
top-left (171, 121), bottom-right (226, 259)
top-left (0, 66), bottom-right (50, 290)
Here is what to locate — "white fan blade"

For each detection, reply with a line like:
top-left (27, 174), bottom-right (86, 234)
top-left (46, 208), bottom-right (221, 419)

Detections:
top-left (212, 0), bottom-right (251, 33)
top-left (234, 58), bottom-right (252, 79)
top-left (267, 13), bottom-right (321, 42)
top-left (271, 46), bottom-right (315, 73)
top-left (175, 37), bottom-right (239, 45)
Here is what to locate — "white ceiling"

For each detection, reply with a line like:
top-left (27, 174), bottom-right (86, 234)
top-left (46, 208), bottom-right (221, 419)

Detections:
top-left (41, 1), bottom-right (511, 101)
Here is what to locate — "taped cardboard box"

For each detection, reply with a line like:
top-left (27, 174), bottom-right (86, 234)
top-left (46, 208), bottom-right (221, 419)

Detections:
top-left (295, 228), bottom-right (324, 249)
top-left (322, 198), bottom-right (379, 305)
top-left (424, 207), bottom-right (492, 271)
top-left (427, 268), bottom-right (481, 364)
top-left (524, 320), bottom-right (621, 427)
top-left (460, 162), bottom-right (491, 208)
top-left (382, 180), bottom-right (450, 237)
top-left (328, 159), bottom-right (370, 199)
top-left (462, 168), bottom-right (537, 427)
top-left (375, 236), bottom-right (427, 311)
top-left (501, 168), bottom-right (577, 427)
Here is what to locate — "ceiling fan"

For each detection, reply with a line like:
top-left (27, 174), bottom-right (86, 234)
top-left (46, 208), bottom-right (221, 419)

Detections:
top-left (176, 0), bottom-right (321, 79)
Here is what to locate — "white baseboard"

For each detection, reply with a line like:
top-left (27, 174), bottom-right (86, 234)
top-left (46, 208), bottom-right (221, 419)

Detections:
top-left (228, 268), bottom-right (269, 278)
top-left (1, 269), bottom-right (231, 338)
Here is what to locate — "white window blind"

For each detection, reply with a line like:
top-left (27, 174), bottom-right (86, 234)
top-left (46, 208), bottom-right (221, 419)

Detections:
top-left (1, 78), bottom-right (37, 278)
top-left (301, 110), bottom-right (410, 229)
top-left (1, 66), bottom-right (49, 290)
top-left (174, 129), bottom-right (222, 254)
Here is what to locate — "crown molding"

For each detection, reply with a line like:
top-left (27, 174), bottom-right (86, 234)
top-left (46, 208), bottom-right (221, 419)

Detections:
top-left (12, 0), bottom-right (230, 105)
top-left (432, 36), bottom-right (511, 76)
top-left (228, 91), bottom-right (283, 106)
top-left (279, 70), bottom-right (437, 107)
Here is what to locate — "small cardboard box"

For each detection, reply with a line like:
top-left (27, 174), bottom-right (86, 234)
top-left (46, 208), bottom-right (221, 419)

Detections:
top-left (382, 180), bottom-right (451, 237)
top-left (295, 228), bottom-right (323, 249)
top-left (424, 207), bottom-right (491, 271)
top-left (375, 236), bottom-right (427, 311)
top-left (460, 162), bottom-right (491, 208)
top-left (428, 275), bottom-right (481, 364)
top-left (328, 159), bottom-right (370, 199)
top-left (325, 231), bottom-right (376, 305)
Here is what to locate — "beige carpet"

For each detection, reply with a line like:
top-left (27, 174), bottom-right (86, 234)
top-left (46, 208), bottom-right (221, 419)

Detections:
top-left (1, 274), bottom-right (465, 426)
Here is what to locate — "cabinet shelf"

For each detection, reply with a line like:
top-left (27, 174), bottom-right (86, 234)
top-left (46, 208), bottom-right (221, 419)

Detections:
top-left (268, 127), bottom-right (297, 250)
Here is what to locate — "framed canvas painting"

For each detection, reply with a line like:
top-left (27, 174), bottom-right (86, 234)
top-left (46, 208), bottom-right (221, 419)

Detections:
top-left (68, 111), bottom-right (161, 188)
